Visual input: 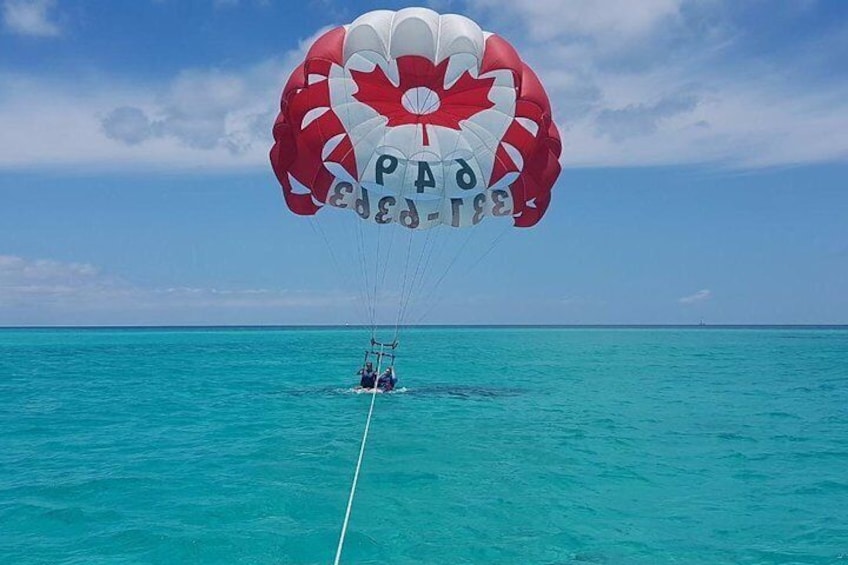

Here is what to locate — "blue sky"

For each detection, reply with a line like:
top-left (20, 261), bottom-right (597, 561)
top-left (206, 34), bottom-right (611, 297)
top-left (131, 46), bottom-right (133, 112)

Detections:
top-left (1, 0), bottom-right (846, 326)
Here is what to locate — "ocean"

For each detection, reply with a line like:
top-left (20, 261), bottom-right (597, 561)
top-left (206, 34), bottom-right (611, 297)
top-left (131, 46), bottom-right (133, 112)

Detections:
top-left (1, 326), bottom-right (846, 564)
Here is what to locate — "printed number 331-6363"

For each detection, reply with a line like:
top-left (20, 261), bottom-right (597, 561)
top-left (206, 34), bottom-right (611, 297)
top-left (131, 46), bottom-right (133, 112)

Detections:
top-left (327, 183), bottom-right (511, 227)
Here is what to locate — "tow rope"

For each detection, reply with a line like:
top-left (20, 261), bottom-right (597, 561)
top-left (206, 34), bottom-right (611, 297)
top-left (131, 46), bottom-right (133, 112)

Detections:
top-left (332, 352), bottom-right (385, 565)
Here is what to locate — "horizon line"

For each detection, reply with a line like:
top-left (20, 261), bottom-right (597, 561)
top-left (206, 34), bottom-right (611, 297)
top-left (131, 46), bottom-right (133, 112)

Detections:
top-left (1, 324), bottom-right (846, 330)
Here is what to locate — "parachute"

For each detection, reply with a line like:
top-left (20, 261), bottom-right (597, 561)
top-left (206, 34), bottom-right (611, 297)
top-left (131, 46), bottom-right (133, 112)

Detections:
top-left (270, 7), bottom-right (561, 332)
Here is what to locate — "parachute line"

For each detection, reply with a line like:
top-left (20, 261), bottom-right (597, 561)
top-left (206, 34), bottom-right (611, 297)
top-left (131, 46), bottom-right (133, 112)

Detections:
top-left (397, 224), bottom-right (433, 328)
top-left (372, 221), bottom-right (382, 330)
top-left (393, 228), bottom-right (416, 341)
top-left (415, 223), bottom-right (510, 325)
top-left (352, 212), bottom-right (375, 336)
top-left (308, 217), bottom-right (370, 324)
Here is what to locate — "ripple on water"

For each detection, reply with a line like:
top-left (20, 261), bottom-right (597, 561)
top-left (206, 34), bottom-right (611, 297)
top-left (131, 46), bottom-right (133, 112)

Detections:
top-left (1, 327), bottom-right (847, 564)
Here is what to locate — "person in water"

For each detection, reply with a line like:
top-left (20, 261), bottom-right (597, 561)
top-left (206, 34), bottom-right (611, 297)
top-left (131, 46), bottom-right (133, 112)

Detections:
top-left (357, 361), bottom-right (377, 388)
top-left (377, 366), bottom-right (397, 392)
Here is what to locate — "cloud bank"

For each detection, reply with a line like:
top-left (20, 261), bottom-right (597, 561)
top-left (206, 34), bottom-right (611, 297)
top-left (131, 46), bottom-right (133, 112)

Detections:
top-left (0, 28), bottom-right (329, 171)
top-left (0, 255), bottom-right (355, 325)
top-left (1, 3), bottom-right (847, 170)
top-left (461, 0), bottom-right (848, 168)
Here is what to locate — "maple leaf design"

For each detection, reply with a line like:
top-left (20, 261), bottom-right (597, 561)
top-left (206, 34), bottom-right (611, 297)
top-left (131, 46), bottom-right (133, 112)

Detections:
top-left (350, 55), bottom-right (495, 145)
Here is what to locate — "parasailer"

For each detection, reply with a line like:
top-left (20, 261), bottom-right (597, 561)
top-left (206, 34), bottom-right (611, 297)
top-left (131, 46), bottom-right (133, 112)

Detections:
top-left (377, 366), bottom-right (398, 392)
top-left (356, 361), bottom-right (377, 388)
top-left (270, 6), bottom-right (561, 379)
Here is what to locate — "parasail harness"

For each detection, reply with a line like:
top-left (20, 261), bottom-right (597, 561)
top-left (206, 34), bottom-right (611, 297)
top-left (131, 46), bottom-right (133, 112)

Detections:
top-left (362, 337), bottom-right (398, 373)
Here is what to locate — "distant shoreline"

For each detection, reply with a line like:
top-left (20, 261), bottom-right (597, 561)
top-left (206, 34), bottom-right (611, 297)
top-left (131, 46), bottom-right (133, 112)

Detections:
top-left (1, 324), bottom-right (846, 330)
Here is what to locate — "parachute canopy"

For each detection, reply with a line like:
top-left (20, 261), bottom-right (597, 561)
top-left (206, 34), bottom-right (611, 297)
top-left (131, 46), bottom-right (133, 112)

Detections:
top-left (271, 7), bottom-right (561, 229)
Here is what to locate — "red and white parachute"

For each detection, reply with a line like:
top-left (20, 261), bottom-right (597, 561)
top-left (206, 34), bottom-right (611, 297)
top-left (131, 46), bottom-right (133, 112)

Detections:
top-left (271, 7), bottom-right (561, 230)
top-left (270, 8), bottom-right (561, 330)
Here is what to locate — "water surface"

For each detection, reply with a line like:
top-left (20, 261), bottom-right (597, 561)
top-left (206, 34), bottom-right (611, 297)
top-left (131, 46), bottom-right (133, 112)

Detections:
top-left (1, 327), bottom-right (846, 564)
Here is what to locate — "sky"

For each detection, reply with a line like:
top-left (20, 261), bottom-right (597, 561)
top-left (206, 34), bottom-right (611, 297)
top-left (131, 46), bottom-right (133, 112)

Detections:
top-left (1, 0), bottom-right (846, 326)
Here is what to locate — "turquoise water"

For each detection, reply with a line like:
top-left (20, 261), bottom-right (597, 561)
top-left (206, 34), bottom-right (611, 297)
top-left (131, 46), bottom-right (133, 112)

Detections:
top-left (1, 327), bottom-right (847, 564)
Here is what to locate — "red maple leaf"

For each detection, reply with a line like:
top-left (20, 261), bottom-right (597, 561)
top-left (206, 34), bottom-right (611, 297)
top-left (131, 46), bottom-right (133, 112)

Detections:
top-left (350, 56), bottom-right (495, 145)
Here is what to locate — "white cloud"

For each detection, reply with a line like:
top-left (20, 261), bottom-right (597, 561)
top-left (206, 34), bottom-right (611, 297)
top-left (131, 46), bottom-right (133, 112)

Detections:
top-left (471, 0), bottom-right (682, 43)
top-left (0, 254), bottom-right (356, 325)
top-left (678, 289), bottom-right (712, 304)
top-left (464, 0), bottom-right (848, 168)
top-left (2, 0), bottom-right (59, 37)
top-left (557, 62), bottom-right (848, 168)
top-left (1, 4), bottom-right (847, 170)
top-left (212, 0), bottom-right (275, 8)
top-left (98, 66), bottom-right (277, 155)
top-left (595, 93), bottom-right (699, 142)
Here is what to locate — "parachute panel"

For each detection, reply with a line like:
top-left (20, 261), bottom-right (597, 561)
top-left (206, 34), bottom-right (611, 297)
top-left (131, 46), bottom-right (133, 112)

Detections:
top-left (271, 8), bottom-right (561, 229)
